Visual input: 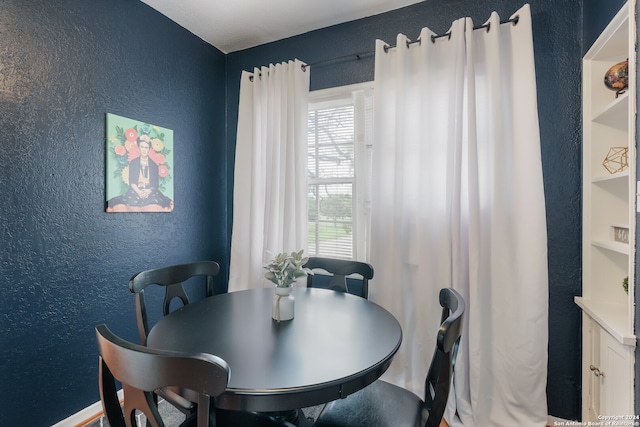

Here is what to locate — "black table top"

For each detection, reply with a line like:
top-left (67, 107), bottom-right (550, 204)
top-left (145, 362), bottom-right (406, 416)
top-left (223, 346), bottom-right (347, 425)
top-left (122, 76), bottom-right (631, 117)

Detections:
top-left (146, 287), bottom-right (402, 412)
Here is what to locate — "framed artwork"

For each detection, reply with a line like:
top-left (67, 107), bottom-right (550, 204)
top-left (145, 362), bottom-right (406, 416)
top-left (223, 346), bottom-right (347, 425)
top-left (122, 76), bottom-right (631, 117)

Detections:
top-left (105, 113), bottom-right (174, 212)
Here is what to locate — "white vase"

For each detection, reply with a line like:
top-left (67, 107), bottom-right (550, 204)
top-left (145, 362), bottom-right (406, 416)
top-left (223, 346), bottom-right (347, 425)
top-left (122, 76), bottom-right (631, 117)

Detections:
top-left (272, 286), bottom-right (295, 321)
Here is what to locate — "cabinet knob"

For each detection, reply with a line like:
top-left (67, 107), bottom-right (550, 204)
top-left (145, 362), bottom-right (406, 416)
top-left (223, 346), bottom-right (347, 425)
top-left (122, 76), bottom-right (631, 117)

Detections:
top-left (590, 364), bottom-right (605, 377)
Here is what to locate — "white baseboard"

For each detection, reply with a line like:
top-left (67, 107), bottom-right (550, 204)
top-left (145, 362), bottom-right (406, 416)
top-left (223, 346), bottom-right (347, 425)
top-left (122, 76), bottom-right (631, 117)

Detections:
top-left (51, 390), bottom-right (123, 427)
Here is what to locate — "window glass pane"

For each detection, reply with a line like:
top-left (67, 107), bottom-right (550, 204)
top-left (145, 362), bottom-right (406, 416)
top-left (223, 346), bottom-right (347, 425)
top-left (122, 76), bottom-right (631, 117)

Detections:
top-left (312, 106), bottom-right (354, 145)
top-left (308, 85), bottom-right (371, 261)
top-left (316, 144), bottom-right (354, 178)
top-left (308, 103), bottom-right (355, 259)
top-left (307, 183), bottom-right (353, 259)
top-left (315, 183), bottom-right (352, 221)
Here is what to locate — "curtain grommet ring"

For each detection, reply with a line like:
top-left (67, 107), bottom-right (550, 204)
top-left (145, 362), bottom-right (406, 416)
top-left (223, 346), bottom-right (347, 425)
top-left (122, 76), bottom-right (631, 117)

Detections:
top-left (431, 31), bottom-right (452, 43)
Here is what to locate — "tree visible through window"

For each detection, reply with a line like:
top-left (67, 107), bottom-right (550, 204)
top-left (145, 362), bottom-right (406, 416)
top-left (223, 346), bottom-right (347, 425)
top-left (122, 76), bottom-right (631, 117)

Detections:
top-left (307, 84), bottom-right (373, 260)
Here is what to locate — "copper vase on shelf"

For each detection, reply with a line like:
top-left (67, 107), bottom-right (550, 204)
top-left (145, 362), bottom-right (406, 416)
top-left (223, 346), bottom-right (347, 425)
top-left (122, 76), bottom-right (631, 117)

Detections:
top-left (604, 59), bottom-right (628, 98)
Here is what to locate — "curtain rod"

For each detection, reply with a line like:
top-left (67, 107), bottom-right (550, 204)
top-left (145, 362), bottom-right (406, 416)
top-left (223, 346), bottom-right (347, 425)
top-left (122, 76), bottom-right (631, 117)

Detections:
top-left (424, 15), bottom-right (519, 45)
top-left (300, 15), bottom-right (519, 71)
top-left (249, 15), bottom-right (520, 78)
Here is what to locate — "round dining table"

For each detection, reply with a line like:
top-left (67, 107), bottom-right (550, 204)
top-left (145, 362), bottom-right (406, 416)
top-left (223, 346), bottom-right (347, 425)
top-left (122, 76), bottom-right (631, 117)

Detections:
top-left (146, 287), bottom-right (402, 416)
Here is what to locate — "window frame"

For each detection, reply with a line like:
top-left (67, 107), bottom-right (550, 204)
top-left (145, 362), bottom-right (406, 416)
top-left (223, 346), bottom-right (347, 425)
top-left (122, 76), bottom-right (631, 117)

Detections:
top-left (307, 82), bottom-right (374, 261)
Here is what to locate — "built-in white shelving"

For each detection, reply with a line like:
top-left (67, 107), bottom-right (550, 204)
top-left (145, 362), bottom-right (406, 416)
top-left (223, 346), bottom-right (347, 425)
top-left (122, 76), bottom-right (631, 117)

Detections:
top-left (578, 1), bottom-right (636, 421)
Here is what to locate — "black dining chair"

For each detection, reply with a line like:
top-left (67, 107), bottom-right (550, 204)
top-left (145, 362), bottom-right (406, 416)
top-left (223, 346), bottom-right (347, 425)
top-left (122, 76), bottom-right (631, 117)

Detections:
top-left (129, 261), bottom-right (221, 346)
top-left (313, 287), bottom-right (465, 427)
top-left (96, 323), bottom-right (226, 427)
top-left (128, 261), bottom-right (221, 416)
top-left (96, 324), bottom-right (295, 427)
top-left (304, 257), bottom-right (374, 299)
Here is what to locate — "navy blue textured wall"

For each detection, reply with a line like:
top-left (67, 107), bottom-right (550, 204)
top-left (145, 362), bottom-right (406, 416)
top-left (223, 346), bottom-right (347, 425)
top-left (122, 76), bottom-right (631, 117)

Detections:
top-left (0, 0), bottom-right (227, 425)
top-left (583, 0), bottom-right (627, 54)
top-left (226, 0), bottom-right (584, 420)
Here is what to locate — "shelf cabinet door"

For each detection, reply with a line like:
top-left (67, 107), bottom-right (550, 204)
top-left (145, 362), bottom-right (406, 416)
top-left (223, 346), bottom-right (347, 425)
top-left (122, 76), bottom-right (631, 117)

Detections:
top-left (598, 323), bottom-right (633, 417)
top-left (584, 315), bottom-right (634, 421)
top-left (586, 316), bottom-right (600, 421)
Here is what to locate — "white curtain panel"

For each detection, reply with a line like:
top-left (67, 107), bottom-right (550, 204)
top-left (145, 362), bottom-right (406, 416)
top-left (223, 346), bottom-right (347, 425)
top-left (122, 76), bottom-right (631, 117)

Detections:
top-left (229, 60), bottom-right (310, 291)
top-left (370, 4), bottom-right (548, 426)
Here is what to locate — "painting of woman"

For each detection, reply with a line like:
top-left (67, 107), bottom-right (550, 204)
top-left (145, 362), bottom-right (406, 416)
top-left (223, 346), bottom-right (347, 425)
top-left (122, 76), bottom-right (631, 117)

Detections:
top-left (106, 114), bottom-right (174, 212)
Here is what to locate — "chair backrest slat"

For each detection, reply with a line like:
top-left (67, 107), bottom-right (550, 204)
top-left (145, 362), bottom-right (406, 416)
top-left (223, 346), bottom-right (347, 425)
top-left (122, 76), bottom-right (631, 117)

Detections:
top-left (304, 257), bottom-right (374, 299)
top-left (128, 261), bottom-right (220, 345)
top-left (423, 288), bottom-right (465, 427)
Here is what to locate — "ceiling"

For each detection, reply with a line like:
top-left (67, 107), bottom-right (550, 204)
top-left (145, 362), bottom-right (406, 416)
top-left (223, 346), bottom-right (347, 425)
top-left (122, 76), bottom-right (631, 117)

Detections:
top-left (140, 0), bottom-right (424, 53)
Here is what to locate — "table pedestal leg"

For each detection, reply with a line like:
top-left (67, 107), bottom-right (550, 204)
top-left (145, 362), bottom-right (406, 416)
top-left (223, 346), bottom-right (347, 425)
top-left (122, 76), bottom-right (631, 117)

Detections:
top-left (262, 408), bottom-right (313, 426)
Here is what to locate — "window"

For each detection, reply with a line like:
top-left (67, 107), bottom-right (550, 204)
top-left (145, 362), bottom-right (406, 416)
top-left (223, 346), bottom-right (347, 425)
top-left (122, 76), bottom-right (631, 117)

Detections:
top-left (307, 83), bottom-right (373, 260)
